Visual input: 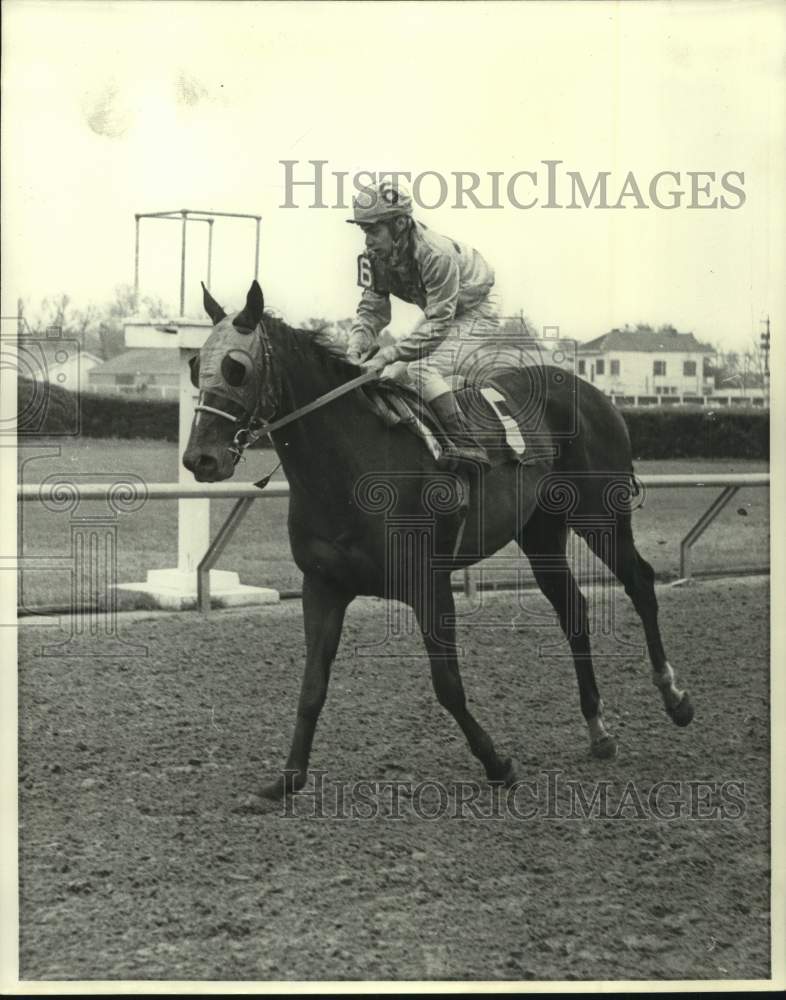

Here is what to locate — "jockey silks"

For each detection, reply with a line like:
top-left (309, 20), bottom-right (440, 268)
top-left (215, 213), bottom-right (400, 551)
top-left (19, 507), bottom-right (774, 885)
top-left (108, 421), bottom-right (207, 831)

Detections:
top-left (348, 221), bottom-right (496, 365)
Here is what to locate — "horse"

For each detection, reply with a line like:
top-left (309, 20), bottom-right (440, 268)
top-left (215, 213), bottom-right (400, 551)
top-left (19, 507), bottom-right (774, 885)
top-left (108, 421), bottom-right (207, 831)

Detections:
top-left (183, 280), bottom-right (693, 800)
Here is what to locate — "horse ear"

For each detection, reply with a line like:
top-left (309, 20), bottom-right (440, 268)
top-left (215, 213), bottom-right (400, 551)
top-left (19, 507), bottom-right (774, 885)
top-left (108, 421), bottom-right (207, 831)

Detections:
top-left (201, 282), bottom-right (226, 325)
top-left (233, 279), bottom-right (265, 332)
top-left (188, 353), bottom-right (200, 388)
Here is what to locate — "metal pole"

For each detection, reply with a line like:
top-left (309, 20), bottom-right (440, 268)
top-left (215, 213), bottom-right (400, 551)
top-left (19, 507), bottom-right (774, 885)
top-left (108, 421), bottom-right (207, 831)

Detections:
top-left (207, 219), bottom-right (214, 288)
top-left (179, 211), bottom-right (188, 316)
top-left (197, 496), bottom-right (257, 612)
top-left (463, 567), bottom-right (477, 600)
top-left (679, 486), bottom-right (739, 579)
top-left (254, 217), bottom-right (261, 281)
top-left (134, 215), bottom-right (141, 307)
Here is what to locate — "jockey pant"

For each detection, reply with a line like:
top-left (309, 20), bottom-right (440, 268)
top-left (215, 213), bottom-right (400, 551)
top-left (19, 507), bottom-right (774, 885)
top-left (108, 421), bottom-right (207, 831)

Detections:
top-left (399, 292), bottom-right (535, 403)
top-left (403, 293), bottom-right (499, 402)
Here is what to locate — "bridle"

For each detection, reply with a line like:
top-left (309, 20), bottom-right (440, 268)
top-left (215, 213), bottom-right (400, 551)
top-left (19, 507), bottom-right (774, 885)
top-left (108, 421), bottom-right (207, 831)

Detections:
top-left (193, 320), bottom-right (378, 474)
top-left (194, 323), bottom-right (280, 467)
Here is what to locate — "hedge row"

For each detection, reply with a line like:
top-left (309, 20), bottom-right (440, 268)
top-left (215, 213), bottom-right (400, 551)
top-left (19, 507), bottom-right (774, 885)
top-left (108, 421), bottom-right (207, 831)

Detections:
top-left (18, 377), bottom-right (180, 442)
top-left (18, 378), bottom-right (769, 459)
top-left (623, 407), bottom-right (768, 460)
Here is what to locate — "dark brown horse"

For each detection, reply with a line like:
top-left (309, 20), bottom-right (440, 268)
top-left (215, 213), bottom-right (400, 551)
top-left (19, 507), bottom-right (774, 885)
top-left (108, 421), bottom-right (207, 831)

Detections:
top-left (183, 280), bottom-right (693, 799)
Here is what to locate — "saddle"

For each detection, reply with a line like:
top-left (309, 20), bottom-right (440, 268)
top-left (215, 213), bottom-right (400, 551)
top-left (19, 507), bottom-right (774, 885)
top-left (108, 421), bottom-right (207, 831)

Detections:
top-left (358, 371), bottom-right (530, 470)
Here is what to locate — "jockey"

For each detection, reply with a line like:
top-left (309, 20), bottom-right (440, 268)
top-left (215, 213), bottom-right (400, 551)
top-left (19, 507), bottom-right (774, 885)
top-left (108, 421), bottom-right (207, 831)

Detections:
top-left (346, 179), bottom-right (499, 467)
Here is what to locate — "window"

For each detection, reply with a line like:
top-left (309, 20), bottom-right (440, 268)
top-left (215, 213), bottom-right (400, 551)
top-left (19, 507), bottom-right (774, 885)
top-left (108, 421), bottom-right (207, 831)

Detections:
top-left (115, 374), bottom-right (134, 385)
top-left (610, 360), bottom-right (620, 376)
top-left (595, 360), bottom-right (605, 375)
top-left (653, 360), bottom-right (666, 376)
top-left (683, 361), bottom-right (696, 376)
top-left (578, 360), bottom-right (586, 375)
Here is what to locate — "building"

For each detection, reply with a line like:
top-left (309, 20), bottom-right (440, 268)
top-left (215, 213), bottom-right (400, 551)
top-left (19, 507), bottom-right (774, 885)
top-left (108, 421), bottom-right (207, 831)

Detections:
top-left (87, 348), bottom-right (180, 399)
top-left (16, 333), bottom-right (102, 394)
top-left (574, 327), bottom-right (764, 406)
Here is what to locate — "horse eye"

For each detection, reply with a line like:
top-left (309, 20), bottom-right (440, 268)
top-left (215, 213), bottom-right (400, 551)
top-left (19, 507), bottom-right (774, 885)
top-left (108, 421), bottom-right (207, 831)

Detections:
top-left (221, 353), bottom-right (248, 387)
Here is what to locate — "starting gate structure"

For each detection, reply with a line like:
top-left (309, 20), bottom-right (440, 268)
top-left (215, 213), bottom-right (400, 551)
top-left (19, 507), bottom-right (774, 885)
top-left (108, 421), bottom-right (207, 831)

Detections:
top-left (116, 208), bottom-right (278, 609)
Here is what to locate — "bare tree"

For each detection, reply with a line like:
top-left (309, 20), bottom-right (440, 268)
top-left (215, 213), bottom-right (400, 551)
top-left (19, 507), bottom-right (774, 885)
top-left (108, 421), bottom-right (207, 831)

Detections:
top-left (303, 317), bottom-right (331, 333)
top-left (741, 336), bottom-right (766, 387)
top-left (22, 285), bottom-right (169, 360)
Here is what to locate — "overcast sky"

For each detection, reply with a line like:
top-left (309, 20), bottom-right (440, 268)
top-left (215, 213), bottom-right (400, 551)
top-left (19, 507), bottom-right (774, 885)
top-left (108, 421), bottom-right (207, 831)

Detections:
top-left (3, 0), bottom-right (784, 349)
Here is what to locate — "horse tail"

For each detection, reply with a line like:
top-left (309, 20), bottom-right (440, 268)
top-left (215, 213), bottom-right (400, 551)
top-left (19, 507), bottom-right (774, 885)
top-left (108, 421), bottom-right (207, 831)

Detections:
top-left (628, 465), bottom-right (645, 508)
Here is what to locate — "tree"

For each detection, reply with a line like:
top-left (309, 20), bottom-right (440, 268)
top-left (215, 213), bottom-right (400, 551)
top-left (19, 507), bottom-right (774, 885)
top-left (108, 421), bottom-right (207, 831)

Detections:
top-left (621, 322), bottom-right (678, 335)
top-left (303, 317), bottom-right (331, 334)
top-left (334, 318), bottom-right (354, 337)
top-left (36, 293), bottom-right (71, 332)
top-left (499, 314), bottom-right (538, 341)
top-left (98, 284), bottom-right (167, 359)
top-left (21, 284), bottom-right (168, 360)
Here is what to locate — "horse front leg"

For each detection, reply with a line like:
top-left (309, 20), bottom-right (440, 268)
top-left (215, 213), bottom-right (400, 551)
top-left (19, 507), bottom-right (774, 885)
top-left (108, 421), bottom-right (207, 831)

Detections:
top-left (261, 574), bottom-right (352, 800)
top-left (414, 569), bottom-right (516, 785)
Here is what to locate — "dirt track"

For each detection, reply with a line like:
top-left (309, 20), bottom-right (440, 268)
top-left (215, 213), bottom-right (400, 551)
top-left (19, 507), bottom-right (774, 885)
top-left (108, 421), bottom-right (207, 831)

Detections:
top-left (18, 577), bottom-right (770, 982)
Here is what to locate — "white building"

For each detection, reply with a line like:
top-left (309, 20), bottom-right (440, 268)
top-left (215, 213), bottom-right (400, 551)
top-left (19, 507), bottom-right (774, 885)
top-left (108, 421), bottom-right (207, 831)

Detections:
top-left (576, 328), bottom-right (724, 405)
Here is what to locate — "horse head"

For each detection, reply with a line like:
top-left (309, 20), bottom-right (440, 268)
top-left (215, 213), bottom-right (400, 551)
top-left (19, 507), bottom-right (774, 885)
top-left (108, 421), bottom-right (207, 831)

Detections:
top-left (182, 280), bottom-right (278, 481)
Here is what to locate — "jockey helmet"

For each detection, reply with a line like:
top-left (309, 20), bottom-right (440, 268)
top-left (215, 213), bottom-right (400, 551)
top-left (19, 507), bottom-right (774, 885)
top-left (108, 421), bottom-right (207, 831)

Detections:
top-left (347, 180), bottom-right (413, 225)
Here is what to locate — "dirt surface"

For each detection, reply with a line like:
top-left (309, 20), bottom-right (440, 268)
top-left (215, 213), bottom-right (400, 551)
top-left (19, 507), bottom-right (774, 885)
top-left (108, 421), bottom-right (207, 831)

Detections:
top-left (18, 577), bottom-right (770, 982)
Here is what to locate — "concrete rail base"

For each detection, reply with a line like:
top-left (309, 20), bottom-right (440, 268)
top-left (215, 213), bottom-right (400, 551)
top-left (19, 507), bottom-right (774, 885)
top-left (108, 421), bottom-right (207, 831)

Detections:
top-left (114, 568), bottom-right (279, 611)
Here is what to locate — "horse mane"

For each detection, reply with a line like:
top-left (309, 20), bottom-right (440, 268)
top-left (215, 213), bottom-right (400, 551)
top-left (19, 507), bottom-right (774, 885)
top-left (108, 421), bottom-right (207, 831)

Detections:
top-left (262, 312), bottom-right (360, 378)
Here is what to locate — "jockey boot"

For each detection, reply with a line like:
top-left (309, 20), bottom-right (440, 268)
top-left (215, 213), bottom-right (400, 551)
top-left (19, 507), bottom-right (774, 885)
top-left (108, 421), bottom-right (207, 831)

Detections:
top-left (430, 391), bottom-right (491, 468)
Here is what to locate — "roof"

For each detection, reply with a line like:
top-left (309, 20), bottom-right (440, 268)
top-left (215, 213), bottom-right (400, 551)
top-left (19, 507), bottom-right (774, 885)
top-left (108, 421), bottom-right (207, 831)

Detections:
top-left (578, 329), bottom-right (715, 354)
top-left (89, 349), bottom-right (181, 376)
top-left (17, 337), bottom-right (103, 366)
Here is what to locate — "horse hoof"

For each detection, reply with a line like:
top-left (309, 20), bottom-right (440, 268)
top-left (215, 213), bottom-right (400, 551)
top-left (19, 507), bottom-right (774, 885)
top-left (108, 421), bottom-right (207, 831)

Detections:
top-left (488, 757), bottom-right (517, 786)
top-left (590, 734), bottom-right (618, 760)
top-left (667, 693), bottom-right (694, 727)
top-left (260, 778), bottom-right (286, 801)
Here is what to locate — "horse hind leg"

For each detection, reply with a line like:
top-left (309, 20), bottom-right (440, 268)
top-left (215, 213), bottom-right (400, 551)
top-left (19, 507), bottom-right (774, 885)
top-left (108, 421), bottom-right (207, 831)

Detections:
top-left (518, 515), bottom-right (617, 759)
top-left (579, 513), bottom-right (694, 727)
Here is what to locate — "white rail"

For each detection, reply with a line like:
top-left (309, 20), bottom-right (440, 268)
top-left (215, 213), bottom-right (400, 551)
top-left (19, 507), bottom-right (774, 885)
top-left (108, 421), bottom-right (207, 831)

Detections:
top-left (17, 481), bottom-right (290, 501)
top-left (16, 472), bottom-right (770, 504)
top-left (17, 473), bottom-right (769, 610)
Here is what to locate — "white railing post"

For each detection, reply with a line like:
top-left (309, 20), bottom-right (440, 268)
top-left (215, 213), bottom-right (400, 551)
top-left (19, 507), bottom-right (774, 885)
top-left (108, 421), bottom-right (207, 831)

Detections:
top-left (177, 347), bottom-right (210, 577)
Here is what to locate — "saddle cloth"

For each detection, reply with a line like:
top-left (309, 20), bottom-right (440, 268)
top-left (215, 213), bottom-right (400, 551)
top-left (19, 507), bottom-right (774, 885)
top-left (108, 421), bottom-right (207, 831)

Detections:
top-left (359, 371), bottom-right (529, 467)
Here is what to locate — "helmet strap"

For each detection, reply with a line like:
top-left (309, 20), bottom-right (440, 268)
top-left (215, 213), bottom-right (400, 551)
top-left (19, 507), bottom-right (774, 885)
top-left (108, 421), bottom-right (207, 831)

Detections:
top-left (388, 216), bottom-right (412, 265)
